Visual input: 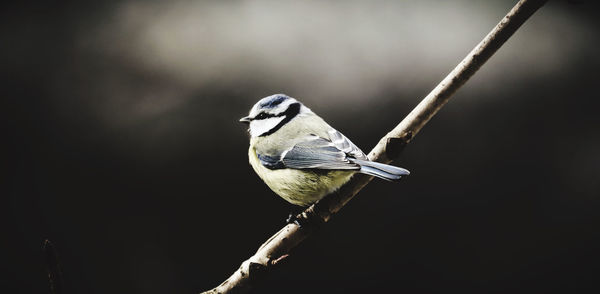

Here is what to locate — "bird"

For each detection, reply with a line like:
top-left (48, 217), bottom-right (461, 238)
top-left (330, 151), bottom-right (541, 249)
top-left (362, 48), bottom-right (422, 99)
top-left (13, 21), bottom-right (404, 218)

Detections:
top-left (240, 94), bottom-right (410, 207)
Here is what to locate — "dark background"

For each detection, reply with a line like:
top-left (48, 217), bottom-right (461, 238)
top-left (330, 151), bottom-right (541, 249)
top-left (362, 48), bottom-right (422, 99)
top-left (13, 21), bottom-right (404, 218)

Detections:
top-left (2, 1), bottom-right (600, 293)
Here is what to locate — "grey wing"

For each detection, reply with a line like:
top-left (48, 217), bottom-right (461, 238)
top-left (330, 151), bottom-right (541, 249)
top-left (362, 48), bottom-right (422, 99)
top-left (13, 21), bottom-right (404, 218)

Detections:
top-left (326, 128), bottom-right (368, 160)
top-left (257, 135), bottom-right (360, 170)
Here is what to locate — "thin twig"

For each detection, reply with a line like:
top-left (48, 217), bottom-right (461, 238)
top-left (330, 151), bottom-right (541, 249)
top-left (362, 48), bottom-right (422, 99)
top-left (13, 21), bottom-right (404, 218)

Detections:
top-left (201, 0), bottom-right (548, 293)
top-left (43, 239), bottom-right (64, 294)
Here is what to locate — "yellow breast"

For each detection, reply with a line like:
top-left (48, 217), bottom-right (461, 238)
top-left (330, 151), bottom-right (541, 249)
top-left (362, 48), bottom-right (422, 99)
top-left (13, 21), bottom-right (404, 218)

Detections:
top-left (248, 147), bottom-right (354, 207)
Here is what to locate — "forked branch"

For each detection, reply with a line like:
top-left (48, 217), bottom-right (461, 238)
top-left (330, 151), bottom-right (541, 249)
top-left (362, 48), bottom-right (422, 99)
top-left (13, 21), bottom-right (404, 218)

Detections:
top-left (201, 0), bottom-right (548, 293)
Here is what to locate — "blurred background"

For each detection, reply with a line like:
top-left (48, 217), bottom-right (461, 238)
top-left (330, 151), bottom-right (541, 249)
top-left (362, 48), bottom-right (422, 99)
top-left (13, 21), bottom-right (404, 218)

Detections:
top-left (2, 0), bottom-right (600, 293)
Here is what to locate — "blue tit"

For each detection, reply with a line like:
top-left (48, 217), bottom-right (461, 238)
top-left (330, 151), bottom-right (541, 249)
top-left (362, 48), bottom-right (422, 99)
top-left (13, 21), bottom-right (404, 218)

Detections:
top-left (240, 94), bottom-right (410, 207)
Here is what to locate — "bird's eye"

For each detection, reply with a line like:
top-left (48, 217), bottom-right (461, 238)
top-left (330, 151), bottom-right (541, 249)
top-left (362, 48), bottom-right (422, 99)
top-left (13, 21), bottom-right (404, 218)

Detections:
top-left (255, 113), bottom-right (268, 120)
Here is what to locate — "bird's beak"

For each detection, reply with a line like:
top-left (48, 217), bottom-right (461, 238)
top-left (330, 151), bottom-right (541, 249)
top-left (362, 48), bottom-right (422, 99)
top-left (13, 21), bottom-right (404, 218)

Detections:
top-left (239, 116), bottom-right (251, 124)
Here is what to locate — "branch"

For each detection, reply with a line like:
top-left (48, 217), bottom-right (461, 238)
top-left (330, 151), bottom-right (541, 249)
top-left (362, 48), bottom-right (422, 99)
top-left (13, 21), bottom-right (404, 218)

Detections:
top-left (43, 239), bottom-right (64, 294)
top-left (201, 0), bottom-right (548, 293)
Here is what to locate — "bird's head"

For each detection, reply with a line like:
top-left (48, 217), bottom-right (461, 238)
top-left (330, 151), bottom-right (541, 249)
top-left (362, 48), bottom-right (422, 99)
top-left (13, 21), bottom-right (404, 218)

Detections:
top-left (240, 94), bottom-right (312, 137)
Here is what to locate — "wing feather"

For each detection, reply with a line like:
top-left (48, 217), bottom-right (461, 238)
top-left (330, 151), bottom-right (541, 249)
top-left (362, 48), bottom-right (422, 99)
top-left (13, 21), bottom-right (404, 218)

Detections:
top-left (255, 129), bottom-right (409, 181)
top-left (282, 135), bottom-right (359, 170)
top-left (257, 134), bottom-right (361, 170)
top-left (327, 129), bottom-right (368, 160)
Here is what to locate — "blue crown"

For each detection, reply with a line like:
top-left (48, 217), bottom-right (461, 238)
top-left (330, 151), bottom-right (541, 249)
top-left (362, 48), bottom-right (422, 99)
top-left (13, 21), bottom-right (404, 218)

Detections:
top-left (259, 94), bottom-right (290, 108)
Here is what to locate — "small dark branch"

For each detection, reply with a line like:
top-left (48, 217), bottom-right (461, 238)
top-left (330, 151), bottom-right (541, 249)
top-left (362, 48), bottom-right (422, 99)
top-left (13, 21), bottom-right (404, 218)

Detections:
top-left (42, 239), bottom-right (63, 294)
top-left (200, 1), bottom-right (548, 293)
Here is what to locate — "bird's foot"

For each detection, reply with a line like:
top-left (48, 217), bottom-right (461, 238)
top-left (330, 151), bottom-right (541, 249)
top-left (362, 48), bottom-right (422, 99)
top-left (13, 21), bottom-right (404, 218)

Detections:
top-left (286, 211), bottom-right (323, 230)
top-left (286, 212), bottom-right (304, 227)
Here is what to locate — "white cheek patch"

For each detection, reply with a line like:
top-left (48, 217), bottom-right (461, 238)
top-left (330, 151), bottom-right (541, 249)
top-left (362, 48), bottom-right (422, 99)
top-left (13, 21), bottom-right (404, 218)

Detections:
top-left (250, 116), bottom-right (286, 137)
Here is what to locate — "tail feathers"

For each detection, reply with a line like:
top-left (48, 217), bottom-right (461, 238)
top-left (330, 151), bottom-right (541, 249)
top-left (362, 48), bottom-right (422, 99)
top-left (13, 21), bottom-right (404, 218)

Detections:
top-left (353, 159), bottom-right (410, 182)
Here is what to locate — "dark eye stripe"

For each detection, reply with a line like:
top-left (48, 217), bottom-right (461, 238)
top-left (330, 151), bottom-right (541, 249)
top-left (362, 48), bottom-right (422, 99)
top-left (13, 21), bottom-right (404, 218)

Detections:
top-left (255, 113), bottom-right (270, 120)
top-left (258, 103), bottom-right (301, 137)
top-left (254, 102), bottom-right (294, 121)
top-left (254, 112), bottom-right (277, 120)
